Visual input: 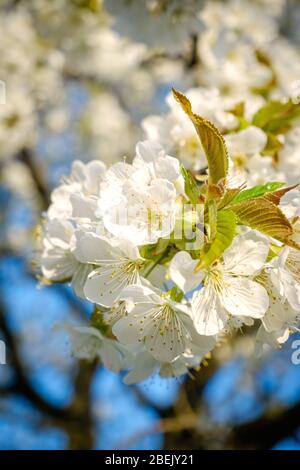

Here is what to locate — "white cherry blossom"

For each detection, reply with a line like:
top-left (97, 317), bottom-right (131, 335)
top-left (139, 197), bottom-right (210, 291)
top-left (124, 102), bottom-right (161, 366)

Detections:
top-left (40, 219), bottom-right (92, 298)
top-left (170, 232), bottom-right (270, 335)
top-left (98, 141), bottom-right (179, 245)
top-left (113, 284), bottom-right (207, 362)
top-left (65, 325), bottom-right (129, 373)
top-left (82, 235), bottom-right (146, 308)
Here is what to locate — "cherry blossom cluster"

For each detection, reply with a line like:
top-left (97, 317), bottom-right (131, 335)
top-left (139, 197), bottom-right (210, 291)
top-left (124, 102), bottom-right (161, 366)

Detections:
top-left (38, 89), bottom-right (300, 384)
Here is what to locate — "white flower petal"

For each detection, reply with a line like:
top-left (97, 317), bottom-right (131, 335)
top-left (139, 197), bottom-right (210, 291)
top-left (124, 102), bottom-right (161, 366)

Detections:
top-left (192, 285), bottom-right (227, 335)
top-left (221, 277), bottom-right (269, 318)
top-left (135, 140), bottom-right (164, 163)
top-left (223, 231), bottom-right (269, 276)
top-left (112, 313), bottom-right (144, 344)
top-left (225, 126), bottom-right (267, 156)
top-left (72, 264), bottom-right (93, 299)
top-left (70, 193), bottom-right (97, 220)
top-left (142, 309), bottom-right (193, 362)
top-left (84, 263), bottom-right (141, 307)
top-left (169, 251), bottom-right (203, 293)
top-left (123, 350), bottom-right (158, 385)
top-left (99, 340), bottom-right (125, 373)
top-left (74, 232), bottom-right (113, 264)
top-left (120, 284), bottom-right (161, 304)
top-left (41, 248), bottom-right (78, 281)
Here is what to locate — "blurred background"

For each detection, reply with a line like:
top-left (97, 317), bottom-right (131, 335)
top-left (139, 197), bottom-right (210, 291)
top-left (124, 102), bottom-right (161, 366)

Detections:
top-left (1, 0), bottom-right (300, 450)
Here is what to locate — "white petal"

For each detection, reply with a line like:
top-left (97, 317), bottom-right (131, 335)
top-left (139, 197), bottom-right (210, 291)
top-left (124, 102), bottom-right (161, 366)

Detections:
top-left (189, 330), bottom-right (216, 357)
top-left (221, 277), bottom-right (269, 318)
top-left (169, 251), bottom-right (203, 293)
top-left (112, 314), bottom-right (143, 344)
top-left (155, 155), bottom-right (181, 182)
top-left (117, 239), bottom-right (141, 260)
top-left (148, 178), bottom-right (176, 205)
top-left (135, 140), bottom-right (164, 163)
top-left (120, 284), bottom-right (160, 304)
top-left (70, 193), bottom-right (97, 220)
top-left (99, 340), bottom-right (124, 373)
top-left (142, 309), bottom-right (193, 362)
top-left (225, 126), bottom-right (267, 156)
top-left (74, 232), bottom-right (113, 264)
top-left (191, 285), bottom-right (227, 335)
top-left (84, 263), bottom-right (140, 307)
top-left (123, 351), bottom-right (158, 385)
top-left (45, 219), bottom-right (74, 248)
top-left (105, 161), bottom-right (134, 184)
top-left (115, 298), bottom-right (194, 362)
top-left (223, 231), bottom-right (269, 276)
top-left (41, 248), bottom-right (78, 281)
top-left (286, 284), bottom-right (300, 310)
top-left (263, 290), bottom-right (298, 333)
top-left (72, 264), bottom-right (93, 299)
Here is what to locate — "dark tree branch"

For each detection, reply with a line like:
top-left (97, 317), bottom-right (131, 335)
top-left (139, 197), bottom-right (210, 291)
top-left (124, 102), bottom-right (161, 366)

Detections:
top-left (17, 148), bottom-right (50, 210)
top-left (0, 298), bottom-right (71, 420)
top-left (230, 401), bottom-right (300, 449)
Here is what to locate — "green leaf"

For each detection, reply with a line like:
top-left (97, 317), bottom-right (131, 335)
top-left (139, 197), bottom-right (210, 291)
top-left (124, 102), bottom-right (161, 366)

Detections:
top-left (253, 100), bottom-right (300, 134)
top-left (267, 244), bottom-right (283, 261)
top-left (264, 184), bottom-right (298, 206)
top-left (226, 101), bottom-right (245, 118)
top-left (217, 186), bottom-right (246, 210)
top-left (230, 198), bottom-right (293, 243)
top-left (207, 199), bottom-right (217, 241)
top-left (262, 133), bottom-right (283, 157)
top-left (139, 238), bottom-right (169, 260)
top-left (230, 182), bottom-right (285, 204)
top-left (168, 286), bottom-right (184, 302)
top-left (173, 88), bottom-right (229, 184)
top-left (72, 0), bottom-right (100, 12)
top-left (180, 165), bottom-right (200, 204)
top-left (197, 210), bottom-right (237, 270)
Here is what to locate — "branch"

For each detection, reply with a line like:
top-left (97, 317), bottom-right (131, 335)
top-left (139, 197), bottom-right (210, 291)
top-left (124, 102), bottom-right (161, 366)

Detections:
top-left (230, 401), bottom-right (300, 449)
top-left (0, 298), bottom-right (71, 420)
top-left (17, 148), bottom-right (50, 209)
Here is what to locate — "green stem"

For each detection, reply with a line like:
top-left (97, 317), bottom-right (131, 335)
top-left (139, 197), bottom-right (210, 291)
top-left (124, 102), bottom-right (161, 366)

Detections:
top-left (143, 251), bottom-right (167, 278)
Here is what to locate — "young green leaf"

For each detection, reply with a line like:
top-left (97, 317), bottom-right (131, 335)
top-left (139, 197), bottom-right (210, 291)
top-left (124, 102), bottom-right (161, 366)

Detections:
top-left (180, 165), bottom-right (200, 204)
top-left (264, 184), bottom-right (298, 205)
top-left (139, 238), bottom-right (170, 260)
top-left (230, 182), bottom-right (285, 204)
top-left (217, 186), bottom-right (246, 210)
top-left (230, 198), bottom-right (293, 243)
top-left (207, 199), bottom-right (217, 241)
top-left (196, 210), bottom-right (237, 270)
top-left (253, 100), bottom-right (300, 134)
top-left (261, 133), bottom-right (283, 157)
top-left (173, 88), bottom-right (229, 184)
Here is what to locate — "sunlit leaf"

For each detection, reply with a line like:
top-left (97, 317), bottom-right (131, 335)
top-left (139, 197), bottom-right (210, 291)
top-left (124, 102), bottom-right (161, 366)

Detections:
top-left (180, 165), bottom-right (200, 204)
top-left (230, 198), bottom-right (293, 243)
top-left (253, 100), bottom-right (300, 134)
top-left (217, 187), bottom-right (245, 210)
top-left (264, 184), bottom-right (298, 205)
top-left (197, 210), bottom-right (237, 270)
top-left (207, 199), bottom-right (217, 241)
top-left (139, 238), bottom-right (170, 260)
top-left (262, 133), bottom-right (283, 157)
top-left (230, 182), bottom-right (285, 204)
top-left (173, 88), bottom-right (229, 184)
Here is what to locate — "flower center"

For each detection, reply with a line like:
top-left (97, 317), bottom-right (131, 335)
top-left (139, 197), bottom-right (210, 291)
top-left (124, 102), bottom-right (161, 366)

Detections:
top-left (204, 265), bottom-right (226, 293)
